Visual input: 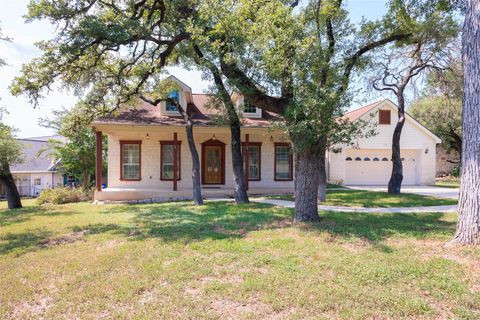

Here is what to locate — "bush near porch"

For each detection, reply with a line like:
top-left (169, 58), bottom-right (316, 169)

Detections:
top-left (1, 200), bottom-right (479, 319)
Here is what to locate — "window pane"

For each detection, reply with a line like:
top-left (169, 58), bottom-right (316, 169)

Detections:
top-left (275, 145), bottom-right (291, 180)
top-left (166, 90), bottom-right (179, 111)
top-left (122, 143), bottom-right (140, 180)
top-left (243, 145), bottom-right (260, 180)
top-left (161, 144), bottom-right (180, 180)
top-left (243, 99), bottom-right (257, 113)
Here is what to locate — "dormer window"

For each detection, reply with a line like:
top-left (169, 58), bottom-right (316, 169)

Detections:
top-left (241, 98), bottom-right (262, 118)
top-left (243, 100), bottom-right (257, 114)
top-left (166, 90), bottom-right (179, 112)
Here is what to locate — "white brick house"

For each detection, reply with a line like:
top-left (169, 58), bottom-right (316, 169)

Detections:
top-left (91, 76), bottom-right (440, 202)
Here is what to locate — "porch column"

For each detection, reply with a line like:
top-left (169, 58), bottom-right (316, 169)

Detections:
top-left (173, 132), bottom-right (178, 191)
top-left (244, 133), bottom-right (249, 191)
top-left (95, 130), bottom-right (103, 192)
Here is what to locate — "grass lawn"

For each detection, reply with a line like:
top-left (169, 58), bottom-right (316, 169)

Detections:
top-left (436, 178), bottom-right (461, 189)
top-left (268, 189), bottom-right (458, 208)
top-left (1, 200), bottom-right (479, 319)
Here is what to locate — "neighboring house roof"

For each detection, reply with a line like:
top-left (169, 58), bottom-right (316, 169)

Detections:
top-left (10, 138), bottom-right (61, 173)
top-left (92, 93), bottom-right (281, 128)
top-left (21, 134), bottom-right (67, 143)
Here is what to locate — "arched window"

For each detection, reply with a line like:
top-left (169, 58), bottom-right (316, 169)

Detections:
top-left (401, 157), bottom-right (405, 161)
top-left (382, 157), bottom-right (389, 161)
top-left (355, 157), bottom-right (362, 161)
top-left (373, 157), bottom-right (380, 161)
top-left (364, 157), bottom-right (371, 161)
top-left (345, 157), bottom-right (353, 161)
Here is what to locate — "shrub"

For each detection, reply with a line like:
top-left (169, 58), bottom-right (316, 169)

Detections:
top-left (451, 165), bottom-right (461, 177)
top-left (37, 187), bottom-right (91, 205)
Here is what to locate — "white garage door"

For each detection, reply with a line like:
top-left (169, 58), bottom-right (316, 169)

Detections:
top-left (344, 149), bottom-right (418, 186)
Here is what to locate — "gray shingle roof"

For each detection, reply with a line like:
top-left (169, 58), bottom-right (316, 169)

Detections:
top-left (10, 137), bottom-right (63, 173)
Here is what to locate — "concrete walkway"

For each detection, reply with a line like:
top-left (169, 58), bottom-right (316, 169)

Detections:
top-left (208, 197), bottom-right (458, 213)
top-left (346, 185), bottom-right (459, 200)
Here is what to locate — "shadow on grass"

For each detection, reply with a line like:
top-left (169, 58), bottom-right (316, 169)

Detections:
top-left (0, 201), bottom-right (457, 256)
top-left (0, 203), bottom-right (86, 228)
top-left (309, 211), bottom-right (456, 242)
top-left (0, 229), bottom-right (52, 255)
top-left (84, 202), bottom-right (293, 242)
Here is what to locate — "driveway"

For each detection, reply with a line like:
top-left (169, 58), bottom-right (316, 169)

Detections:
top-left (346, 185), bottom-right (459, 200)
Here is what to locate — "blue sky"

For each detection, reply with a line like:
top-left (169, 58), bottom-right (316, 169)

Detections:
top-left (0, 0), bottom-right (389, 138)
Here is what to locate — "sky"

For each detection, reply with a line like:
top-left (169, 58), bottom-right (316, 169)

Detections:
top-left (0, 0), bottom-right (389, 138)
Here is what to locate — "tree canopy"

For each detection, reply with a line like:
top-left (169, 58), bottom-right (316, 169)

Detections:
top-left (40, 103), bottom-right (107, 189)
top-left (409, 58), bottom-right (462, 156)
top-left (10, 0), bottom-right (460, 221)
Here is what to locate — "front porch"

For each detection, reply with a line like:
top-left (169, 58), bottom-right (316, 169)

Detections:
top-left (92, 125), bottom-right (295, 202)
top-left (94, 186), bottom-right (294, 203)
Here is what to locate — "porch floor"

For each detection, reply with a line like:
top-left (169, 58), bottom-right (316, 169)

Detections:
top-left (94, 187), bottom-right (294, 203)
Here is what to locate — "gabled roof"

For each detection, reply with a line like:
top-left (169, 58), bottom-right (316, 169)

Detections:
top-left (344, 100), bottom-right (383, 122)
top-left (92, 93), bottom-right (281, 128)
top-left (10, 138), bottom-right (61, 173)
top-left (346, 98), bottom-right (442, 144)
top-left (20, 135), bottom-right (67, 143)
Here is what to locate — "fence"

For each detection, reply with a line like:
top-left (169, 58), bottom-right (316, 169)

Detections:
top-left (0, 185), bottom-right (45, 198)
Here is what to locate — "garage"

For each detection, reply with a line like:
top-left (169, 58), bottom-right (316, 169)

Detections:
top-left (344, 149), bottom-right (418, 186)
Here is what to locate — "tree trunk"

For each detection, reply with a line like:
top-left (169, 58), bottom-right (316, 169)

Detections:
top-left (318, 150), bottom-right (327, 203)
top-left (293, 142), bottom-right (321, 222)
top-left (388, 92), bottom-right (406, 194)
top-left (82, 170), bottom-right (91, 190)
top-left (185, 122), bottom-right (204, 205)
top-left (230, 123), bottom-right (249, 204)
top-left (206, 58), bottom-right (249, 204)
top-left (451, 0), bottom-right (480, 245)
top-left (0, 168), bottom-right (22, 209)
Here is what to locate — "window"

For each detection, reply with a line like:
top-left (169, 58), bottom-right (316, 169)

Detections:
top-left (34, 178), bottom-right (41, 186)
top-left (355, 157), bottom-right (362, 161)
top-left (382, 157), bottom-right (389, 161)
top-left (166, 90), bottom-right (180, 112)
top-left (379, 110), bottom-right (391, 125)
top-left (243, 99), bottom-right (257, 114)
top-left (242, 143), bottom-right (261, 181)
top-left (274, 143), bottom-right (293, 181)
top-left (160, 141), bottom-right (181, 180)
top-left (345, 157), bottom-right (353, 161)
top-left (364, 157), bottom-right (371, 161)
top-left (373, 157), bottom-right (380, 161)
top-left (120, 141), bottom-right (141, 180)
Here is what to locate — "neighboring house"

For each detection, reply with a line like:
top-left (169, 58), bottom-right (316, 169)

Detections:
top-left (6, 135), bottom-right (66, 197)
top-left (91, 76), bottom-right (441, 202)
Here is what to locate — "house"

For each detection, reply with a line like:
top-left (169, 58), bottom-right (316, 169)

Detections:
top-left (91, 76), bottom-right (441, 202)
top-left (5, 135), bottom-right (67, 197)
top-left (328, 99), bottom-right (441, 186)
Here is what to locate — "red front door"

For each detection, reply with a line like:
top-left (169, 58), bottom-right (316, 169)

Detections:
top-left (204, 145), bottom-right (223, 184)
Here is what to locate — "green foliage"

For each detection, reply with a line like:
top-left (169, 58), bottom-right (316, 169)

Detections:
top-left (40, 103), bottom-right (107, 188)
top-left (0, 123), bottom-right (23, 175)
top-left (0, 23), bottom-right (12, 67)
top-left (451, 165), bottom-right (461, 177)
top-left (36, 187), bottom-right (90, 205)
top-left (409, 57), bottom-right (462, 153)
